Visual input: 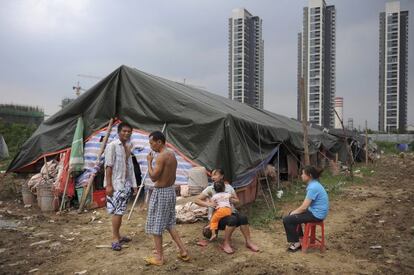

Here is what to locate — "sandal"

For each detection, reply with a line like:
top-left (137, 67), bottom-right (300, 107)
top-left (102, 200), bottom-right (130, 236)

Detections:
top-left (177, 252), bottom-right (190, 262)
top-left (287, 243), bottom-right (301, 252)
top-left (119, 236), bottom-right (132, 244)
top-left (144, 256), bottom-right (163, 266)
top-left (111, 242), bottom-right (122, 251)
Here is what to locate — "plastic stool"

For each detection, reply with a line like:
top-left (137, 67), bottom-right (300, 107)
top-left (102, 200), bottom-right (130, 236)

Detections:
top-left (300, 221), bottom-right (325, 253)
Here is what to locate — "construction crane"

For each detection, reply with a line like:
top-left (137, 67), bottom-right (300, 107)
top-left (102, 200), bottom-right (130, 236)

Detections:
top-left (77, 74), bottom-right (102, 80)
top-left (72, 81), bottom-right (86, 97)
top-left (72, 74), bottom-right (102, 97)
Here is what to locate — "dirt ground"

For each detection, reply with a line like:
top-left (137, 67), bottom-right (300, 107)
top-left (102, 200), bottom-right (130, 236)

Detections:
top-left (0, 154), bottom-right (413, 274)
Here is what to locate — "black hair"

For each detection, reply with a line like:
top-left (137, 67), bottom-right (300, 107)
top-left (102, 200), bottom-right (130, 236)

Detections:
top-left (302, 165), bottom-right (323, 179)
top-left (118, 122), bottom-right (133, 133)
top-left (213, 180), bottom-right (225, 193)
top-left (149, 131), bottom-right (166, 144)
top-left (203, 226), bottom-right (212, 239)
top-left (213, 168), bottom-right (224, 176)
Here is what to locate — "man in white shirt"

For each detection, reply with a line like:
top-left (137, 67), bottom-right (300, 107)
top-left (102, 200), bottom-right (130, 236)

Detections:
top-left (104, 122), bottom-right (137, 251)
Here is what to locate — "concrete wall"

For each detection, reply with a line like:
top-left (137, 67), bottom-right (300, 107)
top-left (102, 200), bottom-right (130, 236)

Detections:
top-left (368, 134), bottom-right (414, 143)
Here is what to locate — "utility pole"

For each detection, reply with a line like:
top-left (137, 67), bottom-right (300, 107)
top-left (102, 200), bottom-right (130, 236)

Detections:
top-left (300, 78), bottom-right (310, 165)
top-left (334, 108), bottom-right (354, 180)
top-left (365, 120), bottom-right (368, 165)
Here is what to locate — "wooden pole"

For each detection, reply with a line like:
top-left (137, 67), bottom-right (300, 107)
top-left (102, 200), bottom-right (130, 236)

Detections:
top-left (59, 165), bottom-right (71, 212)
top-left (43, 156), bottom-right (50, 183)
top-left (78, 118), bottom-right (114, 213)
top-left (300, 78), bottom-right (310, 165)
top-left (365, 120), bottom-right (369, 165)
top-left (333, 108), bottom-right (354, 179)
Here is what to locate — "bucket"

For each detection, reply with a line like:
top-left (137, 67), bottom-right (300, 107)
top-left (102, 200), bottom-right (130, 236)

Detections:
top-left (93, 190), bottom-right (106, 208)
top-left (22, 183), bottom-right (35, 205)
top-left (38, 184), bottom-right (55, 212)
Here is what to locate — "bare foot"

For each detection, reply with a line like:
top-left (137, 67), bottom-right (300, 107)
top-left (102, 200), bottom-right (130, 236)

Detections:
top-left (209, 233), bottom-right (217, 241)
top-left (246, 242), bottom-right (260, 252)
top-left (220, 243), bottom-right (234, 254)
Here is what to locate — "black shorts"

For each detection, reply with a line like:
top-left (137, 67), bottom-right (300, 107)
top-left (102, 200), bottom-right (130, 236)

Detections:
top-left (217, 212), bottom-right (249, 230)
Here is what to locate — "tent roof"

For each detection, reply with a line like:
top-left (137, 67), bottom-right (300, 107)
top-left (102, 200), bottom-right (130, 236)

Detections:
top-left (8, 65), bottom-right (340, 180)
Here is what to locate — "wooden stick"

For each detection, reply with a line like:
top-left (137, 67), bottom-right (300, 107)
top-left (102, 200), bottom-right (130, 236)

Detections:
top-left (365, 120), bottom-right (369, 165)
top-left (59, 164), bottom-right (71, 212)
top-left (300, 78), bottom-right (310, 166)
top-left (43, 156), bottom-right (50, 183)
top-left (78, 118), bottom-right (114, 213)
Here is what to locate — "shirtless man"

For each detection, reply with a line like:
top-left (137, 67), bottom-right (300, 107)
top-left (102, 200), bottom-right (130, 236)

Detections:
top-left (144, 131), bottom-right (189, 266)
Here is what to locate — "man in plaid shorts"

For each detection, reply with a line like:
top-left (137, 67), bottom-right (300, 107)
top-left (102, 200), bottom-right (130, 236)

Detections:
top-left (144, 131), bottom-right (189, 266)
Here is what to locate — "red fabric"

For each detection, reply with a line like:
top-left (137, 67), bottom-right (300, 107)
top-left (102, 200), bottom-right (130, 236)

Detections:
top-left (55, 150), bottom-right (75, 198)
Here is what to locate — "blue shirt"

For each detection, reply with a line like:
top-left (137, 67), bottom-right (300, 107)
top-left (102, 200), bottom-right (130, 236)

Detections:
top-left (306, 180), bottom-right (329, 220)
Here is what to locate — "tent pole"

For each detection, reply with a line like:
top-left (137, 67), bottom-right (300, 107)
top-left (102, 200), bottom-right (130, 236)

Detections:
top-left (59, 164), bottom-right (71, 212)
top-left (128, 122), bottom-right (167, 221)
top-left (257, 178), bottom-right (271, 210)
top-left (256, 124), bottom-right (277, 213)
top-left (78, 118), bottom-right (114, 213)
top-left (277, 144), bottom-right (280, 190)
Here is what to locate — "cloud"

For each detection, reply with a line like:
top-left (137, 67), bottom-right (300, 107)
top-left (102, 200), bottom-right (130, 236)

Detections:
top-left (0, 0), bottom-right (412, 129)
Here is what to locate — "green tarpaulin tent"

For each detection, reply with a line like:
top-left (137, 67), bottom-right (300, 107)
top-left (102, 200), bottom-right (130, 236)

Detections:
top-left (8, 65), bottom-right (344, 182)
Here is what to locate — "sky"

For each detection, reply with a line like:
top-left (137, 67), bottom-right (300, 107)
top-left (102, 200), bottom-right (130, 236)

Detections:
top-left (0, 0), bottom-right (413, 130)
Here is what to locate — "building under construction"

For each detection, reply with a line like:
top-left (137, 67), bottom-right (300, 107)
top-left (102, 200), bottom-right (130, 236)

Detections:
top-left (0, 104), bottom-right (44, 126)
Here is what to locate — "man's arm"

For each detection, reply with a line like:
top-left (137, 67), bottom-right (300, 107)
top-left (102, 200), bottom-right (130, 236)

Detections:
top-left (148, 153), bottom-right (165, 182)
top-left (105, 166), bottom-right (114, 196)
top-left (104, 143), bottom-right (115, 196)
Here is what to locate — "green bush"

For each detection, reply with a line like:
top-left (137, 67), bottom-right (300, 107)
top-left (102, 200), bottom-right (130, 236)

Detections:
top-left (0, 121), bottom-right (37, 169)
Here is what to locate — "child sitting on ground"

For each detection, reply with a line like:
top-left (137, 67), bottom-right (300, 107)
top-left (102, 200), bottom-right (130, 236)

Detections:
top-left (209, 181), bottom-right (233, 241)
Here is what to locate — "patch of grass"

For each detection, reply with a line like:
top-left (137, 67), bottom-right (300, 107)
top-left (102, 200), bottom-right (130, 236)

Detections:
top-left (243, 201), bottom-right (280, 230)
top-left (376, 141), bottom-right (399, 154)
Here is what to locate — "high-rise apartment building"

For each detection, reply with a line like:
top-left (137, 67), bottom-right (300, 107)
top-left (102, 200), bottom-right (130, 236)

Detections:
top-left (297, 0), bottom-right (336, 128)
top-left (379, 1), bottom-right (409, 133)
top-left (228, 8), bottom-right (264, 109)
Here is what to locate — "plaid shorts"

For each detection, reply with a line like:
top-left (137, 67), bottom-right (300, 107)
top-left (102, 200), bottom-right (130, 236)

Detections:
top-left (106, 188), bottom-right (131, 216)
top-left (145, 186), bottom-right (176, 235)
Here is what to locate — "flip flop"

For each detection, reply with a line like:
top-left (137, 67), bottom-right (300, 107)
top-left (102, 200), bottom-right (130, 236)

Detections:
top-left (111, 242), bottom-right (122, 251)
top-left (177, 253), bottom-right (191, 262)
top-left (119, 236), bottom-right (132, 243)
top-left (219, 244), bottom-right (234, 254)
top-left (144, 256), bottom-right (163, 266)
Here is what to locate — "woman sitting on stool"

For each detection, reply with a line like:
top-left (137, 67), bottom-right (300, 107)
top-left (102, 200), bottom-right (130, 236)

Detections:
top-left (283, 166), bottom-right (329, 252)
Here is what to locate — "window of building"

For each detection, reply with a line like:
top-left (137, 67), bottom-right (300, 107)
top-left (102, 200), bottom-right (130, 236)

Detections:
top-left (387, 33), bottom-right (398, 40)
top-left (309, 94), bottom-right (320, 101)
top-left (387, 86), bottom-right (397, 94)
top-left (387, 56), bottom-right (398, 63)
top-left (310, 62), bottom-right (320, 70)
top-left (387, 79), bottom-right (398, 86)
top-left (387, 40), bottom-right (398, 47)
top-left (387, 71), bottom-right (398, 78)
top-left (387, 63), bottom-right (398, 71)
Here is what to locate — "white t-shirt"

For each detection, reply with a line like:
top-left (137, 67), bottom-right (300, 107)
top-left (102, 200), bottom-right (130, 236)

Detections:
top-left (201, 184), bottom-right (237, 219)
top-left (211, 192), bottom-right (231, 209)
